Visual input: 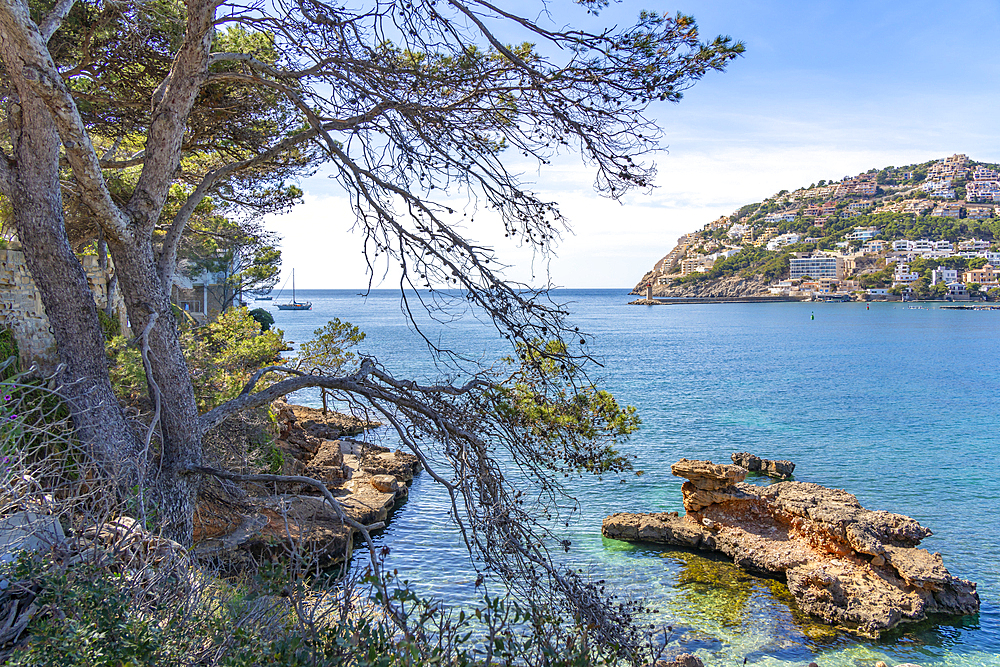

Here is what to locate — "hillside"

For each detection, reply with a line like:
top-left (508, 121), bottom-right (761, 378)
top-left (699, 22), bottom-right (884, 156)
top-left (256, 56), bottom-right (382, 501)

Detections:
top-left (634, 154), bottom-right (1000, 300)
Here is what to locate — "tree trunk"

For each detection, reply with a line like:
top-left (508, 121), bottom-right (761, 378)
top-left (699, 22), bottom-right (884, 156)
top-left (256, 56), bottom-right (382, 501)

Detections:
top-left (4, 87), bottom-right (141, 482)
top-left (108, 238), bottom-right (203, 545)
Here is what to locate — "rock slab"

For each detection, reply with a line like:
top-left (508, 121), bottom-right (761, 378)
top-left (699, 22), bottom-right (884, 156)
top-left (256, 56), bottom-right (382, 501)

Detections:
top-left (731, 451), bottom-right (795, 478)
top-left (603, 459), bottom-right (979, 638)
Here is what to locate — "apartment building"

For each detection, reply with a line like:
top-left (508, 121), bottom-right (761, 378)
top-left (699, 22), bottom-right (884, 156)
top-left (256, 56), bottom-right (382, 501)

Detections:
top-left (962, 264), bottom-right (1000, 286)
top-left (931, 202), bottom-right (964, 218)
top-left (763, 210), bottom-right (798, 224)
top-left (964, 203), bottom-right (996, 219)
top-left (679, 256), bottom-right (715, 276)
top-left (931, 267), bottom-right (958, 285)
top-left (967, 180), bottom-right (1000, 203)
top-left (921, 181), bottom-right (956, 199)
top-left (958, 239), bottom-right (992, 252)
top-left (972, 165), bottom-right (999, 181)
top-left (893, 263), bottom-right (919, 285)
top-left (766, 233), bottom-right (802, 251)
top-left (789, 254), bottom-right (845, 280)
top-left (804, 201), bottom-right (837, 217)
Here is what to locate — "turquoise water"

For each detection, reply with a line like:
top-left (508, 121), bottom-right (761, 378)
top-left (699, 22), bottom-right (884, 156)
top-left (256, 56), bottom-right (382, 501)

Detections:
top-left (268, 290), bottom-right (1000, 666)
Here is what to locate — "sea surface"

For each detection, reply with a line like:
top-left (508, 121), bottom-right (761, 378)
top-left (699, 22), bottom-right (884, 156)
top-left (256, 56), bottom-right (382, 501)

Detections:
top-left (265, 289), bottom-right (1000, 667)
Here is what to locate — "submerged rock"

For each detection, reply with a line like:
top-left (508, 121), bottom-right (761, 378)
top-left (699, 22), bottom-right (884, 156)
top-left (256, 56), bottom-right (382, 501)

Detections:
top-left (602, 459), bottom-right (979, 638)
top-left (731, 451), bottom-right (795, 478)
top-left (654, 654), bottom-right (704, 667)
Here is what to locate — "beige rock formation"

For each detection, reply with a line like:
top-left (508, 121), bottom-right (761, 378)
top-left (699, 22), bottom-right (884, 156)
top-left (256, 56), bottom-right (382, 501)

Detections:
top-left (602, 459), bottom-right (979, 638)
top-left (193, 402), bottom-right (417, 570)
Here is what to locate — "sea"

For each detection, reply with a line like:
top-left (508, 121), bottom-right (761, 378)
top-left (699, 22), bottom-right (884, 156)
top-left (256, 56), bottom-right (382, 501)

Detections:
top-left (263, 288), bottom-right (1000, 667)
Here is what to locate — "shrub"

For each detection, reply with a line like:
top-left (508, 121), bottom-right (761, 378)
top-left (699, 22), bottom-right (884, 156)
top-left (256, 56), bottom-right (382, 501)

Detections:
top-left (182, 307), bottom-right (286, 409)
top-left (248, 307), bottom-right (275, 331)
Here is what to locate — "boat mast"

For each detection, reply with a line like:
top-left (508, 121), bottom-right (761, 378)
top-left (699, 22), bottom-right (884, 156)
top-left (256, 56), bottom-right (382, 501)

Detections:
top-left (292, 269), bottom-right (296, 303)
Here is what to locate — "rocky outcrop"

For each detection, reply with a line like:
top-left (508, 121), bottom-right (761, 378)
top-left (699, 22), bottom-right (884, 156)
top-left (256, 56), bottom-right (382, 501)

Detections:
top-left (731, 452), bottom-right (795, 479)
top-left (193, 402), bottom-right (417, 571)
top-left (602, 459), bottom-right (979, 638)
top-left (635, 274), bottom-right (775, 299)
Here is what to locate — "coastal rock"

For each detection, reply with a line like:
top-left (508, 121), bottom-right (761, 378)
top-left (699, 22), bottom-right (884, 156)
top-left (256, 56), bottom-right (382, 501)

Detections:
top-left (370, 475), bottom-right (399, 494)
top-left (602, 459), bottom-right (979, 638)
top-left (654, 654), bottom-right (704, 667)
top-left (359, 446), bottom-right (421, 482)
top-left (731, 452), bottom-right (795, 478)
top-left (194, 402), bottom-right (416, 570)
top-left (636, 273), bottom-right (774, 299)
top-left (671, 459), bottom-right (747, 512)
top-left (290, 403), bottom-right (380, 438)
top-left (0, 511), bottom-right (64, 560)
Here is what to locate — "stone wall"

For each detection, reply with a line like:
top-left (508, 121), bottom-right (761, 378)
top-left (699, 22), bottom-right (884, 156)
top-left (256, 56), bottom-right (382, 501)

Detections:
top-left (0, 247), bottom-right (122, 372)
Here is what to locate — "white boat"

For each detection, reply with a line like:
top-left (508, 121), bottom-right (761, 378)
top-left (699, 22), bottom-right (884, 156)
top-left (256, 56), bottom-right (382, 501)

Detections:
top-left (275, 270), bottom-right (311, 311)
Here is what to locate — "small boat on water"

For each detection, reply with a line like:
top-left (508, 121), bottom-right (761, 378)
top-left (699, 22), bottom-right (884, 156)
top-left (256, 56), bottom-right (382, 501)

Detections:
top-left (276, 270), bottom-right (311, 311)
top-left (255, 296), bottom-right (272, 301)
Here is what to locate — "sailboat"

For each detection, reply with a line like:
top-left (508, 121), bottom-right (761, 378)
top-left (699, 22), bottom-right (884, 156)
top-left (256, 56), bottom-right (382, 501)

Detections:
top-left (276, 270), bottom-right (312, 310)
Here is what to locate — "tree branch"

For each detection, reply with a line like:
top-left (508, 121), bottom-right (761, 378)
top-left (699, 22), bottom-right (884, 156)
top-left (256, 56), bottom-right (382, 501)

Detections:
top-left (156, 125), bottom-right (321, 291)
top-left (0, 0), bottom-right (130, 242)
top-left (38, 0), bottom-right (75, 43)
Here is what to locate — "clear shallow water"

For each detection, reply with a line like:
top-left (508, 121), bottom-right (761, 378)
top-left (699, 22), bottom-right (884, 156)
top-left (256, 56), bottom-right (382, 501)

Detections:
top-left (267, 290), bottom-right (1000, 666)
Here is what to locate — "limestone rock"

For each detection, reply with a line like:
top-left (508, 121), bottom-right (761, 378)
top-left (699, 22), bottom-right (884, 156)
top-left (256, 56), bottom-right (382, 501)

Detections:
top-left (671, 459), bottom-right (746, 512)
top-left (0, 511), bottom-right (64, 559)
top-left (654, 654), bottom-right (704, 667)
top-left (193, 400), bottom-right (416, 572)
top-left (731, 452), bottom-right (795, 478)
top-left (249, 495), bottom-right (354, 566)
top-left (639, 273), bottom-right (774, 299)
top-left (291, 403), bottom-right (380, 438)
top-left (371, 475), bottom-right (399, 494)
top-left (360, 447), bottom-right (421, 482)
top-left (671, 459), bottom-right (746, 489)
top-left (603, 459), bottom-right (980, 638)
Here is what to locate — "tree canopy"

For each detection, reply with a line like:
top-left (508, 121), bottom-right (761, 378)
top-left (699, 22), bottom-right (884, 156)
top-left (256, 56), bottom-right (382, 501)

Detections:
top-left (0, 0), bottom-right (743, 657)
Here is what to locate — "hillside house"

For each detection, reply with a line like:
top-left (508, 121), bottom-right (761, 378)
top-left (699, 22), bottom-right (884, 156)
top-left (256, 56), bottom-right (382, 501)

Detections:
top-left (170, 268), bottom-right (230, 324)
top-left (931, 202), bottom-right (964, 218)
top-left (958, 239), bottom-right (992, 252)
top-left (962, 264), bottom-right (1000, 287)
top-left (846, 226), bottom-right (879, 241)
top-left (931, 267), bottom-right (958, 285)
top-left (964, 203), bottom-right (996, 219)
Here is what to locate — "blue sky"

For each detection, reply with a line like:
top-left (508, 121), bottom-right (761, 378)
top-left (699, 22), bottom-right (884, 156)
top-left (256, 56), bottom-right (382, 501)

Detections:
top-left (266, 0), bottom-right (1000, 289)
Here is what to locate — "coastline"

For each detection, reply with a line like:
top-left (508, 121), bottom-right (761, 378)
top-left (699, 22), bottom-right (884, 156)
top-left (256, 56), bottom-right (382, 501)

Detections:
top-left (629, 296), bottom-right (804, 305)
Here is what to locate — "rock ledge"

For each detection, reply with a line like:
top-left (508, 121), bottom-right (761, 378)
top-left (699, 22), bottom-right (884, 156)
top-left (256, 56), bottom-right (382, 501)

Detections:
top-left (602, 459), bottom-right (979, 638)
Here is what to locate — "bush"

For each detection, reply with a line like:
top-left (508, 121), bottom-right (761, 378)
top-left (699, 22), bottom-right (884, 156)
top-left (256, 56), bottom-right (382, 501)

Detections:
top-left (182, 307), bottom-right (286, 409)
top-left (249, 307), bottom-right (275, 331)
top-left (0, 329), bottom-right (18, 381)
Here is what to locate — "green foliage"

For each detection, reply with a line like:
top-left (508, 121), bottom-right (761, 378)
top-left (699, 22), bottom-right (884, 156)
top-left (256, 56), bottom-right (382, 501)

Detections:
top-left (6, 553), bottom-right (627, 667)
top-left (105, 335), bottom-right (147, 402)
top-left (294, 319), bottom-right (366, 375)
top-left (248, 307), bottom-right (276, 331)
top-left (6, 559), bottom-right (183, 667)
top-left (0, 328), bottom-right (19, 381)
top-left (858, 267), bottom-right (893, 289)
top-left (182, 307), bottom-right (286, 409)
top-left (95, 309), bottom-right (120, 340)
top-left (491, 340), bottom-right (638, 476)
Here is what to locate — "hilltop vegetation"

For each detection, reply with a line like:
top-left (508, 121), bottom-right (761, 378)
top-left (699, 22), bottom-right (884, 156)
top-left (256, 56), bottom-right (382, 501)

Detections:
top-left (636, 154), bottom-right (1000, 297)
